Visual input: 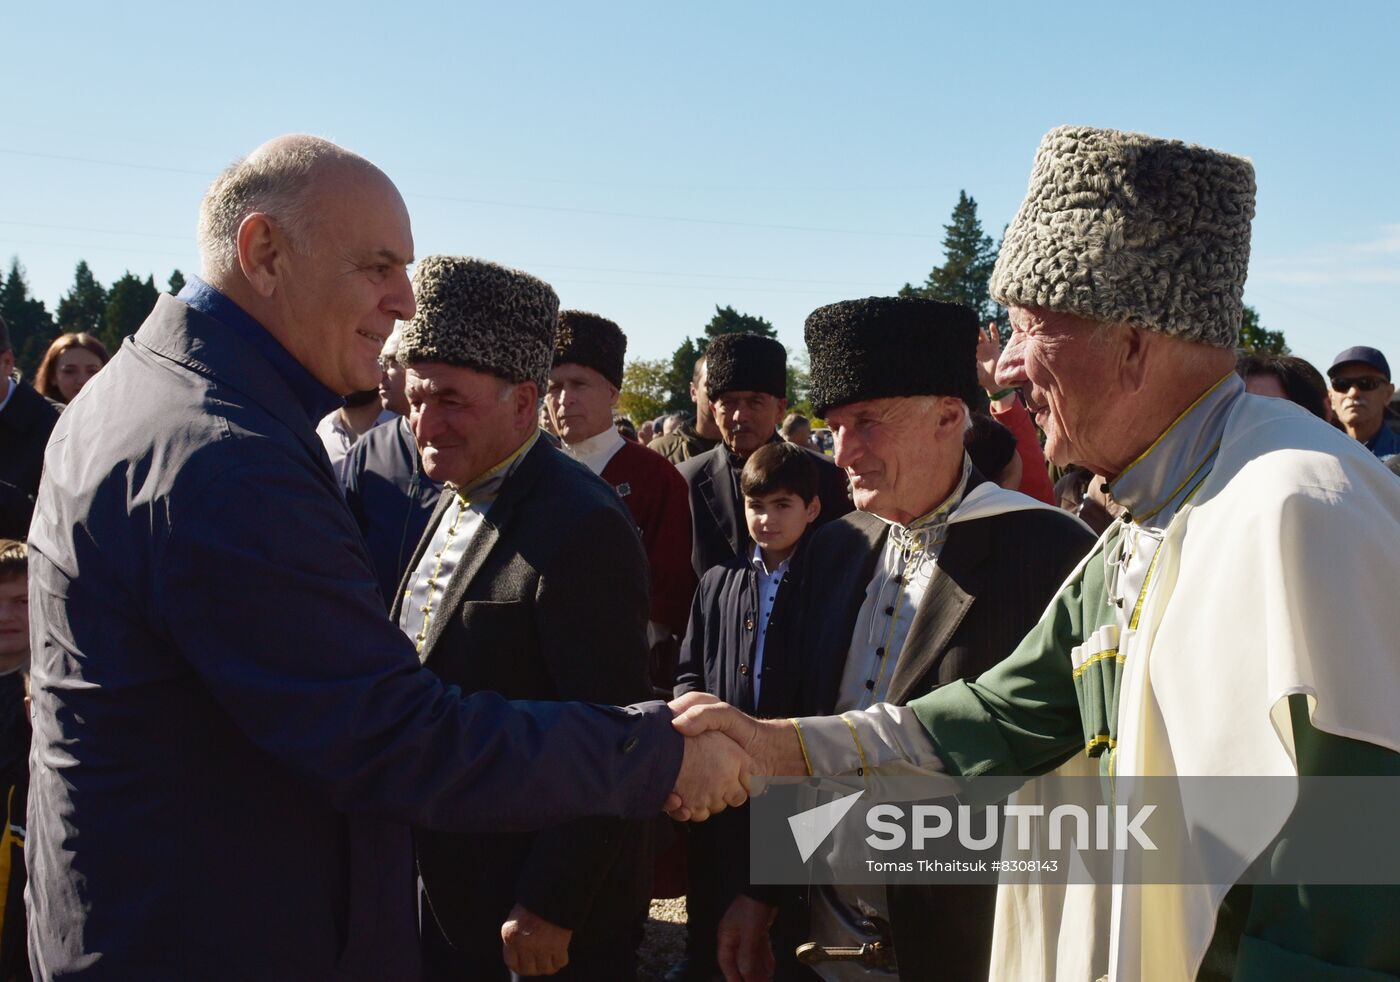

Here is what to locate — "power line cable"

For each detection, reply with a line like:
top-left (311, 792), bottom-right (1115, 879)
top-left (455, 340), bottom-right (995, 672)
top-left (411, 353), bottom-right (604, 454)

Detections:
top-left (0, 220), bottom-right (189, 241)
top-left (0, 148), bottom-right (941, 240)
top-left (1, 223), bottom-right (896, 287)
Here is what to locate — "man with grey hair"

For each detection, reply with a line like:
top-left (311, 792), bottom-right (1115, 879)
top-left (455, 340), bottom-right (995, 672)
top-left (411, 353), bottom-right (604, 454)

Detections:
top-left (341, 324), bottom-right (443, 606)
top-left (706, 298), bottom-right (1093, 982)
top-left (673, 126), bottom-right (1400, 980)
top-left (24, 135), bottom-right (752, 979)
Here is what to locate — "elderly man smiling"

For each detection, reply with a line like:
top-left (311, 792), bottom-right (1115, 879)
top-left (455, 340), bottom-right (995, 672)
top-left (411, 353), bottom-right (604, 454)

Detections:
top-left (711, 298), bottom-right (1094, 982)
top-left (674, 126), bottom-right (1400, 981)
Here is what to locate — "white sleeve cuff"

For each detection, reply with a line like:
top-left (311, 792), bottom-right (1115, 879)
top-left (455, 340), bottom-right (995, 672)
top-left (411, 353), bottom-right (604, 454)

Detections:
top-left (793, 704), bottom-right (945, 778)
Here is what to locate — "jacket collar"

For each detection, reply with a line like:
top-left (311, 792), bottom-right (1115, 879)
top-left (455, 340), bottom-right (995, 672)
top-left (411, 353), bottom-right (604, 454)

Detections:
top-left (808, 510), bottom-right (891, 712)
top-left (401, 437), bottom-right (557, 658)
top-left (175, 278), bottom-right (342, 426)
top-left (561, 425), bottom-right (625, 476)
top-left (135, 294), bottom-right (343, 470)
top-left (704, 433), bottom-right (785, 556)
top-left (1105, 373), bottom-right (1240, 527)
top-left (807, 470), bottom-right (994, 710)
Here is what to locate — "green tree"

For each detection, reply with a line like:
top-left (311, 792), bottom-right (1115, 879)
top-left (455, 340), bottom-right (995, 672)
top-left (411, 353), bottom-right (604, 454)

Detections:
top-left (662, 336), bottom-right (704, 413)
top-left (786, 350), bottom-right (811, 416)
top-left (703, 304), bottom-right (776, 340)
top-left (901, 191), bottom-right (1005, 333)
top-left (102, 272), bottom-right (160, 351)
top-left (168, 269), bottom-right (187, 295)
top-left (618, 358), bottom-right (671, 424)
top-left (1237, 304), bottom-right (1288, 354)
top-left (660, 306), bottom-right (780, 415)
top-left (1, 257), bottom-right (57, 378)
top-left (55, 261), bottom-right (107, 335)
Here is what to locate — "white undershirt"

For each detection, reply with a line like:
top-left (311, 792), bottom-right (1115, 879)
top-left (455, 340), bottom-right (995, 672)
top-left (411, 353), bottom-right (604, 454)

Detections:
top-left (562, 425), bottom-right (626, 476)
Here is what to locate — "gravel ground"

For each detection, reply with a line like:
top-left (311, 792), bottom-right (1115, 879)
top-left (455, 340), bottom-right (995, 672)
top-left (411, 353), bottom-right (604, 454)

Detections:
top-left (636, 897), bottom-right (688, 982)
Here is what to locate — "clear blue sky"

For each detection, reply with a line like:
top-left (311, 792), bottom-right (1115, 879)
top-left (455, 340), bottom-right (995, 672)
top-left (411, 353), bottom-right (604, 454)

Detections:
top-left (3, 0), bottom-right (1396, 376)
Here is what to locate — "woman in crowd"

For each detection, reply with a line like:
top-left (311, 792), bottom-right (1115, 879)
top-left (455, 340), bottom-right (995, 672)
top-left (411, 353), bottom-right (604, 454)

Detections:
top-left (34, 333), bottom-right (109, 405)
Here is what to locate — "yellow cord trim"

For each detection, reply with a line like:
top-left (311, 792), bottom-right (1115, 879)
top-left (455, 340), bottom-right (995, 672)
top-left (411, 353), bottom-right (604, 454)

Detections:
top-left (413, 432), bottom-right (539, 652)
top-left (1071, 648), bottom-right (1123, 679)
top-left (1128, 464), bottom-right (1214, 631)
top-left (449, 430), bottom-right (537, 499)
top-left (1127, 548), bottom-right (1162, 632)
top-left (841, 715), bottom-right (871, 776)
top-left (414, 498), bottom-right (470, 653)
top-left (1108, 373), bottom-right (1233, 491)
top-left (1085, 734), bottom-right (1117, 753)
top-left (1133, 439), bottom-right (1222, 524)
top-left (790, 719), bottom-right (814, 777)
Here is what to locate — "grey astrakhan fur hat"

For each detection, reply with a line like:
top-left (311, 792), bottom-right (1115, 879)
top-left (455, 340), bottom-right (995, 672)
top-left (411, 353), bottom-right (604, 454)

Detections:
top-left (704, 333), bottom-right (787, 400)
top-left (553, 310), bottom-right (627, 389)
top-left (805, 297), bottom-right (980, 416)
top-left (399, 256), bottom-right (559, 387)
top-left (990, 125), bottom-right (1256, 348)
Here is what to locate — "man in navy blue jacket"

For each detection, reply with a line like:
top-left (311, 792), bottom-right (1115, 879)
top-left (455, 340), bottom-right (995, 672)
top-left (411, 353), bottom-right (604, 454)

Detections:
top-left (24, 135), bottom-right (751, 980)
top-left (341, 325), bottom-right (443, 607)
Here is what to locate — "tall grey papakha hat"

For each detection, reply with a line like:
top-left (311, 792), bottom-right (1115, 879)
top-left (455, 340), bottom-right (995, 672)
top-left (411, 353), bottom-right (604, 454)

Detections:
top-left (399, 256), bottom-right (560, 388)
top-left (990, 125), bottom-right (1256, 348)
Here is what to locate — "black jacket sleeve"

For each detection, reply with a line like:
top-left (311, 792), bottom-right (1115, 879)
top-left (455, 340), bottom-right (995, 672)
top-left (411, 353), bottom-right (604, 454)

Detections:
top-left (512, 502), bottom-right (656, 930)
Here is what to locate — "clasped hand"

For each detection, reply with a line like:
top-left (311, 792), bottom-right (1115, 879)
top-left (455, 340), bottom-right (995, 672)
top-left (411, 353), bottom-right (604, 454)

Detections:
top-left (663, 692), bottom-right (807, 822)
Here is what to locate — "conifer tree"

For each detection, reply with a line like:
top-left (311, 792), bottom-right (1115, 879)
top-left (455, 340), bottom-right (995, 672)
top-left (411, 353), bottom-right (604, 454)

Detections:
top-left (901, 191), bottom-right (1006, 334)
top-left (56, 261), bottom-right (108, 335)
top-left (703, 304), bottom-right (776, 339)
top-left (102, 272), bottom-right (160, 352)
top-left (1, 258), bottom-right (57, 377)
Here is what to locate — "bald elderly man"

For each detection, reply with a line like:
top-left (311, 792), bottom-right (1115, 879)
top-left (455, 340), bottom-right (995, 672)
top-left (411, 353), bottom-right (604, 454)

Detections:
top-left (24, 136), bottom-right (751, 980)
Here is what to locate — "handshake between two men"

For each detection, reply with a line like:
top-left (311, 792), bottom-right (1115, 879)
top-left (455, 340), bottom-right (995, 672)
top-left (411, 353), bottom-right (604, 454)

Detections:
top-left (664, 691), bottom-right (811, 822)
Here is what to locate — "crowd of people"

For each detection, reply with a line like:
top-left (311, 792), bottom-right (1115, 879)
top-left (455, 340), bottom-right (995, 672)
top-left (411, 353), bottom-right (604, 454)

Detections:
top-left (0, 125), bottom-right (1396, 982)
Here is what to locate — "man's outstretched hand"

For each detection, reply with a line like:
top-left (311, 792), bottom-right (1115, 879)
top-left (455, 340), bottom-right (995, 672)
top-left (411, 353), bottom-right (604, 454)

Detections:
top-left (664, 693), bottom-right (810, 821)
top-left (664, 693), bottom-right (756, 821)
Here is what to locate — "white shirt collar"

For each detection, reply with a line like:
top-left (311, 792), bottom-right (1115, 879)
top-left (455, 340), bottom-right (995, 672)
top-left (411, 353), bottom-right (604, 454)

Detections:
top-left (563, 425), bottom-right (626, 475)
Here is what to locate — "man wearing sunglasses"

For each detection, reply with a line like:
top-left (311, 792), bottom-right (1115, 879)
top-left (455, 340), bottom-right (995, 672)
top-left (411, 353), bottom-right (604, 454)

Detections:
top-left (1327, 347), bottom-right (1400, 459)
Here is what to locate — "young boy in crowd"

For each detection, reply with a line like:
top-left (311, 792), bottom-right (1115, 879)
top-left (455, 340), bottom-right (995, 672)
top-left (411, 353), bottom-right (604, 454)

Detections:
top-left (674, 439), bottom-right (821, 734)
top-left (0, 539), bottom-right (31, 981)
top-left (672, 442), bottom-right (821, 982)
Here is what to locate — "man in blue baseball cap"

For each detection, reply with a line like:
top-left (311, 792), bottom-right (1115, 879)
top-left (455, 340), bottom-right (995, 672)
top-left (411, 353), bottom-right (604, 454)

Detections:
top-left (1328, 346), bottom-right (1400, 459)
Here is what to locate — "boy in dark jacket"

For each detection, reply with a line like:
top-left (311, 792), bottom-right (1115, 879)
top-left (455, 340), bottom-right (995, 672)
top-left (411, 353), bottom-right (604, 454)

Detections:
top-left (672, 442), bottom-right (821, 981)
